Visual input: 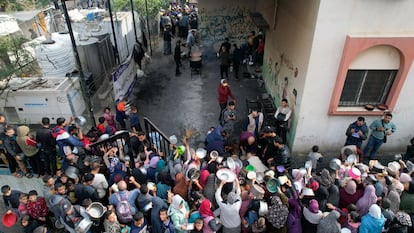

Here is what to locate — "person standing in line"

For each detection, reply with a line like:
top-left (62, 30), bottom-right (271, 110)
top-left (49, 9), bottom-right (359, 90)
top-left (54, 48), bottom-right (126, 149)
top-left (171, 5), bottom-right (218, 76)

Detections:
top-left (217, 79), bottom-right (236, 122)
top-left (274, 98), bottom-right (292, 144)
top-left (363, 112), bottom-right (396, 159)
top-left (174, 40), bottom-right (182, 76)
top-left (232, 43), bottom-right (242, 80)
top-left (163, 26), bottom-right (173, 55)
top-left (219, 45), bottom-right (231, 79)
top-left (36, 117), bottom-right (57, 176)
top-left (344, 116), bottom-right (369, 149)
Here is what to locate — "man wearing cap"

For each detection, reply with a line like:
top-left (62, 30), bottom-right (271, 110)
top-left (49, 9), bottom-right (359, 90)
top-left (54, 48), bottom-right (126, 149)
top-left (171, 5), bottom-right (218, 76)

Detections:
top-left (363, 113), bottom-right (396, 159)
top-left (215, 179), bottom-right (242, 233)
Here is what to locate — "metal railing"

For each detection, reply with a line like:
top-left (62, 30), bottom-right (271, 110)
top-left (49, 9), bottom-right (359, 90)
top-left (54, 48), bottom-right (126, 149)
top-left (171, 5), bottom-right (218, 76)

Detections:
top-left (143, 117), bottom-right (171, 155)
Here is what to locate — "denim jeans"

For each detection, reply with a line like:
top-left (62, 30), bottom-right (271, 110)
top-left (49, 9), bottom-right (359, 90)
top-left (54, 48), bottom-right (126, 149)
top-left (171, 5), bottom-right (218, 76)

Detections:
top-left (363, 135), bottom-right (384, 159)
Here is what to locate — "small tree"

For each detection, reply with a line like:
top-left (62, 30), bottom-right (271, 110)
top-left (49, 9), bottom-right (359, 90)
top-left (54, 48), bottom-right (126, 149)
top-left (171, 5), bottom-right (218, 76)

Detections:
top-left (0, 35), bottom-right (40, 80)
top-left (112, 0), bottom-right (168, 18)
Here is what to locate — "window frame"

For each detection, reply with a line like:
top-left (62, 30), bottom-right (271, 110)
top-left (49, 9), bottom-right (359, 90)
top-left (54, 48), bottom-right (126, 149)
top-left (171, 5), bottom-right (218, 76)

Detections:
top-left (329, 36), bottom-right (414, 116)
top-left (339, 69), bottom-right (397, 107)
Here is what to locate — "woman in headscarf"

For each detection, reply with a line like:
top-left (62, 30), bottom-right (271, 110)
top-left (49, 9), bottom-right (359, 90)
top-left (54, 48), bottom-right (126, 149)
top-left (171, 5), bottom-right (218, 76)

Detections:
top-left (339, 179), bottom-right (364, 208)
top-left (173, 173), bottom-right (189, 200)
top-left (302, 199), bottom-right (323, 233)
top-left (387, 182), bottom-right (403, 213)
top-left (287, 198), bottom-right (302, 233)
top-left (156, 171), bottom-right (173, 201)
top-left (199, 169), bottom-right (210, 188)
top-left (315, 168), bottom-right (340, 207)
top-left (359, 204), bottom-right (385, 233)
top-left (316, 210), bottom-right (341, 233)
top-left (356, 184), bottom-right (377, 216)
top-left (167, 194), bottom-right (190, 233)
top-left (239, 190), bottom-right (253, 223)
top-left (267, 192), bottom-right (289, 233)
top-left (199, 199), bottom-right (222, 233)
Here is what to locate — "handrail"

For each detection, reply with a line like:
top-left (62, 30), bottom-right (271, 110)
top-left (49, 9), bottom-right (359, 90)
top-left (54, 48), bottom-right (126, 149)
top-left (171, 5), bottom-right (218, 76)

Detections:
top-left (143, 117), bottom-right (171, 155)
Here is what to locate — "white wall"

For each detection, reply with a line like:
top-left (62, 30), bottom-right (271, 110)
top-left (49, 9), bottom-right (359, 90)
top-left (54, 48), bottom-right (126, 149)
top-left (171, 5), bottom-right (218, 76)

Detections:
top-left (295, 0), bottom-right (414, 153)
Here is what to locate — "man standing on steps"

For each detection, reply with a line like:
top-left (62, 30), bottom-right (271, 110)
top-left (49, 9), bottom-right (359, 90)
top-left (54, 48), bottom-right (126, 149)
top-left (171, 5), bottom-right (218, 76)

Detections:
top-left (363, 112), bottom-right (396, 159)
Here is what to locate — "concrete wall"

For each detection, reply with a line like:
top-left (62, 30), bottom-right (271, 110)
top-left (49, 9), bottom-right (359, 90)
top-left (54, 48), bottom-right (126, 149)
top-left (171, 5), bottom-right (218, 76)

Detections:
top-left (259, 0), bottom-right (320, 149)
top-left (282, 0), bottom-right (414, 153)
top-left (198, 0), bottom-right (258, 51)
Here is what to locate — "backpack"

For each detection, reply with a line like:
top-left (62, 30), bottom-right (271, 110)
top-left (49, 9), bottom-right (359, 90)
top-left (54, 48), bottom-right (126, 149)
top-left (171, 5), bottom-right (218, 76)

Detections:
top-left (115, 192), bottom-right (133, 223)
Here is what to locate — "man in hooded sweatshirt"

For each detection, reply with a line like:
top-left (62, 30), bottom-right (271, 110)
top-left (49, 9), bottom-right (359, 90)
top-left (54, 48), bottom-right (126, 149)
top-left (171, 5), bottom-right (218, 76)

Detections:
top-left (16, 125), bottom-right (42, 176)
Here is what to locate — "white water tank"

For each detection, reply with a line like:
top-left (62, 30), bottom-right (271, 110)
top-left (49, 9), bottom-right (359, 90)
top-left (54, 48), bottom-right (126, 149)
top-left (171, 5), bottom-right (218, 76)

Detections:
top-left (34, 33), bottom-right (77, 77)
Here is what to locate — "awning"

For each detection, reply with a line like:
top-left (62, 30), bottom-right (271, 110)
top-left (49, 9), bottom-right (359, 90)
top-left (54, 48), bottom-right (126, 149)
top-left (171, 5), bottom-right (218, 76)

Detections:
top-left (11, 10), bottom-right (42, 21)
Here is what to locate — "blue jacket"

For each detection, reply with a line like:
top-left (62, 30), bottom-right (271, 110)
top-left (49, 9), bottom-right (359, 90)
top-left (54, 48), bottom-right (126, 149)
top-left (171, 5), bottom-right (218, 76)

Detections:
top-left (359, 213), bottom-right (385, 233)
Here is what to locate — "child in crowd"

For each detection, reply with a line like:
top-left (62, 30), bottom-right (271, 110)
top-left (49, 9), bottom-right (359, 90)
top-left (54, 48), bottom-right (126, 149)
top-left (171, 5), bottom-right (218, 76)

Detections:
top-left (160, 208), bottom-right (175, 233)
top-left (97, 117), bottom-right (107, 135)
top-left (190, 218), bottom-right (204, 233)
top-left (308, 145), bottom-right (323, 171)
top-left (27, 190), bottom-right (48, 222)
top-left (17, 193), bottom-right (29, 216)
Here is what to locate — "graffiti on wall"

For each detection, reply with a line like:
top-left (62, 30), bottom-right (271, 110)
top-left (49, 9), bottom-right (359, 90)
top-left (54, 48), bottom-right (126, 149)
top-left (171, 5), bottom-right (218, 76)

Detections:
top-left (198, 6), bottom-right (257, 46)
top-left (263, 51), bottom-right (300, 146)
top-left (264, 51), bottom-right (299, 109)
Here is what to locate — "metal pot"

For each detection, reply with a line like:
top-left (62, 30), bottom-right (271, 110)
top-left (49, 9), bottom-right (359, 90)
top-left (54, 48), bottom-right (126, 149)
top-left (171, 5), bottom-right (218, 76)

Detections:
top-left (74, 116), bottom-right (87, 127)
top-left (86, 202), bottom-right (107, 219)
top-left (75, 218), bottom-right (93, 233)
top-left (65, 166), bottom-right (80, 179)
top-left (329, 159), bottom-right (342, 171)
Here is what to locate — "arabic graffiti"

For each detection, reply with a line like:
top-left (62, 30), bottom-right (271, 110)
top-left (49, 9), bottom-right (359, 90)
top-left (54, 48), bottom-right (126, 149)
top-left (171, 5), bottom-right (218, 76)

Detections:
top-left (198, 6), bottom-right (257, 45)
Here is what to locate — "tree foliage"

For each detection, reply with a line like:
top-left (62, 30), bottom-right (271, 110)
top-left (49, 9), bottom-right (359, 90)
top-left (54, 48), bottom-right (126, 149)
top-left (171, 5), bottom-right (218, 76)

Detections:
top-left (0, 35), bottom-right (40, 80)
top-left (0, 0), bottom-right (50, 12)
top-left (112, 0), bottom-right (168, 18)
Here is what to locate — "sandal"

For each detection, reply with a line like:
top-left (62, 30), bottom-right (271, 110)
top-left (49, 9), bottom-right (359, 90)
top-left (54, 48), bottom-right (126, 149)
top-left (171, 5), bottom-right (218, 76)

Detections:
top-left (12, 172), bottom-right (23, 178)
top-left (25, 173), bottom-right (33, 178)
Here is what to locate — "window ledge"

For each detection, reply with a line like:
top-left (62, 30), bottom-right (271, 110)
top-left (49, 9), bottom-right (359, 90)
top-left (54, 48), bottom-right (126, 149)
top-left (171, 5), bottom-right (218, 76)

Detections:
top-left (330, 107), bottom-right (387, 116)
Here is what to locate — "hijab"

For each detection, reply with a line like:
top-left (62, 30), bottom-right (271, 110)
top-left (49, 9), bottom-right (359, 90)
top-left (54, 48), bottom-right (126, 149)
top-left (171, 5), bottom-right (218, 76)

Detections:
top-left (199, 199), bottom-right (214, 217)
top-left (317, 210), bottom-right (341, 233)
top-left (309, 199), bottom-right (320, 213)
top-left (288, 198), bottom-right (301, 219)
top-left (199, 169), bottom-right (209, 188)
top-left (356, 185), bottom-right (377, 216)
top-left (368, 204), bottom-right (382, 219)
top-left (173, 173), bottom-right (188, 200)
top-left (171, 194), bottom-right (187, 214)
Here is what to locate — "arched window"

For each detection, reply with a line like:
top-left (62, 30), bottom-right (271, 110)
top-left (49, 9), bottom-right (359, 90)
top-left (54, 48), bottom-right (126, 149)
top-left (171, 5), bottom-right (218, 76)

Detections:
top-left (339, 45), bottom-right (399, 107)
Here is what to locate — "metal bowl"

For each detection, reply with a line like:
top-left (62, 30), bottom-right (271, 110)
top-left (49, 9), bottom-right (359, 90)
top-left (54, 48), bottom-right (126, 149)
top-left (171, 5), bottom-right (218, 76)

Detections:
top-left (65, 166), bottom-right (80, 179)
top-left (86, 202), bottom-right (107, 219)
top-left (74, 116), bottom-right (87, 127)
top-left (329, 159), bottom-right (342, 171)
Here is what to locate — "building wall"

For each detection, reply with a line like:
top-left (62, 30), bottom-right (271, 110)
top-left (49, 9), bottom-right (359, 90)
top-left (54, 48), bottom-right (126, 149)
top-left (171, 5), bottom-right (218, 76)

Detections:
top-left (198, 0), bottom-right (257, 50)
top-left (289, 0), bottom-right (414, 153)
top-left (258, 0), bottom-right (320, 149)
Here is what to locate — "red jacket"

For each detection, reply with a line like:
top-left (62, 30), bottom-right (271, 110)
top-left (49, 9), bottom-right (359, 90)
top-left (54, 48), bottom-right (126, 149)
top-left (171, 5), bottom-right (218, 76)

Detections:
top-left (27, 197), bottom-right (48, 218)
top-left (218, 85), bottom-right (235, 104)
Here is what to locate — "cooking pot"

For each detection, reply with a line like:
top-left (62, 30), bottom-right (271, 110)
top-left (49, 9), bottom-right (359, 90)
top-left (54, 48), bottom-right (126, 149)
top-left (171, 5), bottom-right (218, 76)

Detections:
top-left (65, 166), bottom-right (80, 179)
top-left (75, 218), bottom-right (93, 233)
top-left (74, 116), bottom-right (87, 127)
top-left (186, 168), bottom-right (200, 181)
top-left (329, 159), bottom-right (342, 171)
top-left (86, 202), bottom-right (107, 219)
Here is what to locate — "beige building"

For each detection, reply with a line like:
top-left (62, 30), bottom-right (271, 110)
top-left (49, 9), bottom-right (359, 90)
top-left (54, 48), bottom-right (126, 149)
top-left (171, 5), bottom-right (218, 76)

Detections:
top-left (200, 0), bottom-right (414, 154)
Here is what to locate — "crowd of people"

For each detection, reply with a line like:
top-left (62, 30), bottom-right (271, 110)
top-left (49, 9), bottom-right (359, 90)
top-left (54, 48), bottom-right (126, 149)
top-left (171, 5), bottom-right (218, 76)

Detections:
top-left (1, 90), bottom-right (414, 233)
top-left (2, 4), bottom-right (414, 233)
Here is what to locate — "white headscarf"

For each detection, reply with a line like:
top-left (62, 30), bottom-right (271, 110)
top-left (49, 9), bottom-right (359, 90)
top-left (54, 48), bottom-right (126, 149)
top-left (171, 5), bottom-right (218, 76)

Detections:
top-left (368, 204), bottom-right (382, 219)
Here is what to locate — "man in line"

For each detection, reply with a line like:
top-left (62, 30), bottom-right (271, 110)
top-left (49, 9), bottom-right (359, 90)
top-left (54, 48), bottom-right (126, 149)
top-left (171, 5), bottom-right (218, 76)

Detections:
top-left (344, 116), bottom-right (368, 149)
top-left (363, 112), bottom-right (396, 159)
